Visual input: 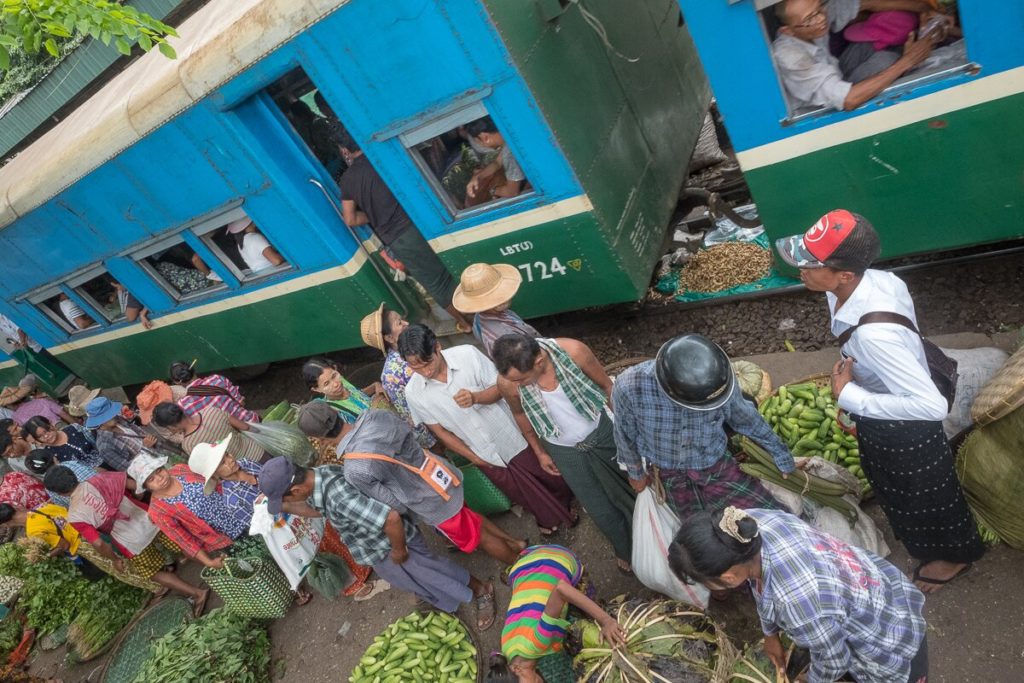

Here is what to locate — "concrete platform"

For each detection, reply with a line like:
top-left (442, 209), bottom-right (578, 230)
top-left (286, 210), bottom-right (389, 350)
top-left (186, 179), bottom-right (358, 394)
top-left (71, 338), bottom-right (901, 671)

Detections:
top-left (740, 332), bottom-right (1019, 387)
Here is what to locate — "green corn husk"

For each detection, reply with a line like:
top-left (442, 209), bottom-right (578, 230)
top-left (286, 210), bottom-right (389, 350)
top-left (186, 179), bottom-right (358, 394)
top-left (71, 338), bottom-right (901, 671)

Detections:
top-left (241, 420), bottom-right (317, 466)
top-left (568, 598), bottom-right (738, 683)
top-left (739, 438), bottom-right (860, 526)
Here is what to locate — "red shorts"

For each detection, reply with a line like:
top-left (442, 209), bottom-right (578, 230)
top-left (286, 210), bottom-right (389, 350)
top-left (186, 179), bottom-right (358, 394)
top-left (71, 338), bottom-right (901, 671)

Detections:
top-left (436, 505), bottom-right (482, 553)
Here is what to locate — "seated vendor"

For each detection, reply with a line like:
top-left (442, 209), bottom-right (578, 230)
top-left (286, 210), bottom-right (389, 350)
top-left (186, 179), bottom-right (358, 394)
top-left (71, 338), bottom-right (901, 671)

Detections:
top-left (772, 0), bottom-right (946, 111)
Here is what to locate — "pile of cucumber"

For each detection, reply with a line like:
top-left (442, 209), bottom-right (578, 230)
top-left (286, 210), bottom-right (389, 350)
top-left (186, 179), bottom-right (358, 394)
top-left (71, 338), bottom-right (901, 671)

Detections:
top-left (349, 610), bottom-right (477, 683)
top-left (261, 401), bottom-right (298, 424)
top-left (759, 381), bottom-right (869, 494)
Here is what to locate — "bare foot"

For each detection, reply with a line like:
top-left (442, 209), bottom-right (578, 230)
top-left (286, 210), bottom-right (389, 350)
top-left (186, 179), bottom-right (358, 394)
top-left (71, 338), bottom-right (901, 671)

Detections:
top-left (191, 588), bottom-right (210, 617)
top-left (913, 560), bottom-right (972, 594)
top-left (615, 558), bottom-right (633, 575)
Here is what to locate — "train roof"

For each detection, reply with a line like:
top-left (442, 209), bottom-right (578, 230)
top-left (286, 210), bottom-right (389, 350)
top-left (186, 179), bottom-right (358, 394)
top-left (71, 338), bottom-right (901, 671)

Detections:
top-left (0, 0), bottom-right (347, 230)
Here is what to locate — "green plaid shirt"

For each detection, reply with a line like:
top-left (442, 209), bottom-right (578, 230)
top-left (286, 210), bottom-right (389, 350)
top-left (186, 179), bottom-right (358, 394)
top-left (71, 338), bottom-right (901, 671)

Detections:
top-left (519, 339), bottom-right (606, 442)
top-left (308, 465), bottom-right (417, 566)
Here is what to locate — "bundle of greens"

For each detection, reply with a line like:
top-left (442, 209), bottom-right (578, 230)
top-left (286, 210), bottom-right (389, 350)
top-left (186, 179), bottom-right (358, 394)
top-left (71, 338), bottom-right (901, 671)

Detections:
top-left (241, 420), bottom-right (316, 466)
top-left (568, 598), bottom-right (737, 683)
top-left (5, 539), bottom-right (90, 635)
top-left (132, 608), bottom-right (271, 683)
top-left (0, 614), bottom-right (23, 661)
top-left (729, 644), bottom-right (777, 683)
top-left (736, 437), bottom-right (860, 526)
top-left (67, 578), bottom-right (148, 661)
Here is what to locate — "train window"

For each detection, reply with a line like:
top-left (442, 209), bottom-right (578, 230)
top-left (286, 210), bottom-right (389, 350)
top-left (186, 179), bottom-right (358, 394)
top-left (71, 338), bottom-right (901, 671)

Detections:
top-left (763, 0), bottom-right (971, 120)
top-left (400, 104), bottom-right (533, 216)
top-left (194, 213), bottom-right (291, 283)
top-left (67, 272), bottom-right (151, 325)
top-left (135, 239), bottom-right (225, 302)
top-left (266, 67), bottom-right (348, 182)
top-left (34, 291), bottom-right (97, 334)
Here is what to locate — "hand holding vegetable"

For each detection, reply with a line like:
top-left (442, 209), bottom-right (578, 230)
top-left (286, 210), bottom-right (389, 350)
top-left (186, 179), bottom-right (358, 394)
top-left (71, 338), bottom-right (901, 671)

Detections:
top-left (762, 633), bottom-right (786, 670)
top-left (599, 616), bottom-right (627, 647)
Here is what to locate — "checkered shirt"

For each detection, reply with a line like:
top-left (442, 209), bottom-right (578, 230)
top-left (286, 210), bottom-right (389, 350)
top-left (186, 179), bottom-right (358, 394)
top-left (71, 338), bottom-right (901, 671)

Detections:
top-left (611, 361), bottom-right (794, 479)
top-left (749, 509), bottom-right (926, 683)
top-left (308, 465), bottom-right (417, 566)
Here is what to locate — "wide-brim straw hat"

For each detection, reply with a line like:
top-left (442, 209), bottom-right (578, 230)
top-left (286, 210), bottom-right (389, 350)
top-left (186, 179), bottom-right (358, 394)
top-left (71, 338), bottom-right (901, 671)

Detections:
top-left (66, 385), bottom-right (100, 418)
top-left (452, 263), bottom-right (523, 314)
top-left (0, 385), bottom-right (31, 407)
top-left (360, 303), bottom-right (386, 353)
top-left (189, 436), bottom-right (232, 496)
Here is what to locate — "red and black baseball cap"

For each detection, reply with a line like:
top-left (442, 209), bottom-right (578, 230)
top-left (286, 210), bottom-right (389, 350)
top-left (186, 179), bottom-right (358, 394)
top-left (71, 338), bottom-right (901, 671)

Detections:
top-left (776, 209), bottom-right (881, 271)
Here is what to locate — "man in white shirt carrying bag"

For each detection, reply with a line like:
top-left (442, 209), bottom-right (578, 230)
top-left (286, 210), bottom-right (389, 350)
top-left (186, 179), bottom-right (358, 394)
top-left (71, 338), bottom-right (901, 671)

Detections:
top-left (776, 210), bottom-right (984, 593)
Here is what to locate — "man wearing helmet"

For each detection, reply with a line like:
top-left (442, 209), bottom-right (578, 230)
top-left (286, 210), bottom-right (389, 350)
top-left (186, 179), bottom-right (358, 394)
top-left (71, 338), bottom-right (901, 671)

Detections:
top-left (612, 334), bottom-right (795, 520)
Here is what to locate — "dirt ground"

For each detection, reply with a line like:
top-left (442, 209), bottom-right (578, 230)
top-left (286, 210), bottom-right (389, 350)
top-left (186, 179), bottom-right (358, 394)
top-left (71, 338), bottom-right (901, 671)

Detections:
top-left (27, 252), bottom-right (1024, 682)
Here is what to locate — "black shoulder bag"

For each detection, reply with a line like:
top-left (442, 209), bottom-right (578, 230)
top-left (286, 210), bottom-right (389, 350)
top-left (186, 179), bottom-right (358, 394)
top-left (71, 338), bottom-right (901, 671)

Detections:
top-left (836, 311), bottom-right (958, 413)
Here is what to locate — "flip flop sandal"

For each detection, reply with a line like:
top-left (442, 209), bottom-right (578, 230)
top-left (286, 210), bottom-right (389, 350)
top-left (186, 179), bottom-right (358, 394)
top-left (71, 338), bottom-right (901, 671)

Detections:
top-left (475, 590), bottom-right (496, 631)
top-left (912, 562), bottom-right (973, 586)
top-left (353, 579), bottom-right (391, 602)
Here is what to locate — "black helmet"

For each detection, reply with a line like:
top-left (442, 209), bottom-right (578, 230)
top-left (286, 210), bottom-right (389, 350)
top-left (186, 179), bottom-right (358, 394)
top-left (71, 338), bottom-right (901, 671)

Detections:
top-left (655, 334), bottom-right (734, 411)
top-left (26, 452), bottom-right (54, 476)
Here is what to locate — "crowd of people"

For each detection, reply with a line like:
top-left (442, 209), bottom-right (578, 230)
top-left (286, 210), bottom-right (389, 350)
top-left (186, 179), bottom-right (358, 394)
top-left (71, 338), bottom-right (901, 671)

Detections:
top-left (0, 210), bottom-right (983, 682)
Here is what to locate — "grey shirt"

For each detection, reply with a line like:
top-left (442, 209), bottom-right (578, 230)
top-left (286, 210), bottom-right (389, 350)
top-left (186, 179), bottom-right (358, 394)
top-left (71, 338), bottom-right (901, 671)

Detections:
top-left (339, 410), bottom-right (464, 526)
top-left (772, 0), bottom-right (861, 111)
top-left (500, 145), bottom-right (525, 183)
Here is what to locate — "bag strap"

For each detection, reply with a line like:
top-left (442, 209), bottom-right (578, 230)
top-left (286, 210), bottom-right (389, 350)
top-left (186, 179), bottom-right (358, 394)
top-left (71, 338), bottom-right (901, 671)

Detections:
top-left (345, 451), bottom-right (459, 501)
top-left (836, 311), bottom-right (921, 347)
top-left (186, 384), bottom-right (234, 398)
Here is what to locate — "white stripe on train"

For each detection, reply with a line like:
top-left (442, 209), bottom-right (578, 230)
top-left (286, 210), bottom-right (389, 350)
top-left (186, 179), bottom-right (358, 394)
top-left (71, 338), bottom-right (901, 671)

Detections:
top-left (736, 66), bottom-right (1024, 171)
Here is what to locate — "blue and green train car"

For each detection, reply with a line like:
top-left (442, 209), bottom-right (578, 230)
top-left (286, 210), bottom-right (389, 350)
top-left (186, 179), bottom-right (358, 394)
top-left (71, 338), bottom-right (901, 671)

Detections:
top-left (674, 0), bottom-right (1024, 264)
top-left (0, 0), bottom-right (709, 389)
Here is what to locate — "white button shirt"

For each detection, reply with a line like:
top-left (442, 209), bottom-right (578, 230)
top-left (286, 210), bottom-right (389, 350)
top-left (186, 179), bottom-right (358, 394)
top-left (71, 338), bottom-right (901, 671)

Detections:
top-left (829, 269), bottom-right (948, 422)
top-left (405, 345), bottom-right (527, 467)
top-left (771, 0), bottom-right (861, 111)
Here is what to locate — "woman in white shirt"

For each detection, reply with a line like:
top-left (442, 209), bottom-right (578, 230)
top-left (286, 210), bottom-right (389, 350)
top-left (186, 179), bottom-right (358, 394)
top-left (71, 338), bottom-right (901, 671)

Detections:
top-left (776, 210), bottom-right (984, 594)
top-left (226, 218), bottom-right (285, 273)
top-left (58, 294), bottom-right (95, 330)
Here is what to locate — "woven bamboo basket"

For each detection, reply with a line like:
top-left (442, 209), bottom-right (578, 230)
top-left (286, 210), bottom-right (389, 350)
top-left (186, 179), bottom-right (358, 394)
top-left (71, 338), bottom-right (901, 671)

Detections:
top-left (970, 345), bottom-right (1024, 427)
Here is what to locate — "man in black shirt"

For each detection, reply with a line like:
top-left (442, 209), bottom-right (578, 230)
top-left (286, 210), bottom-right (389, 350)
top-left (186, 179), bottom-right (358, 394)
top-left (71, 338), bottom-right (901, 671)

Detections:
top-left (339, 133), bottom-right (470, 330)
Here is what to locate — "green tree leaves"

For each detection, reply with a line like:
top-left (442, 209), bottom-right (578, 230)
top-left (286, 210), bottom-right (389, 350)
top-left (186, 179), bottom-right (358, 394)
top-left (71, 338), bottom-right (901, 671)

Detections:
top-left (0, 0), bottom-right (178, 72)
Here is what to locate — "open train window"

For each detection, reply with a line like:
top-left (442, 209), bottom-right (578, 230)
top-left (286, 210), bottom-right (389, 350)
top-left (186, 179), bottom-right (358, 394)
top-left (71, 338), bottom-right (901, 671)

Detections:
top-left (265, 67), bottom-right (348, 182)
top-left (30, 289), bottom-right (97, 334)
top-left (400, 103), bottom-right (534, 217)
top-left (65, 270), bottom-right (140, 325)
top-left (762, 0), bottom-right (973, 122)
top-left (134, 237), bottom-right (225, 302)
top-left (194, 211), bottom-right (291, 284)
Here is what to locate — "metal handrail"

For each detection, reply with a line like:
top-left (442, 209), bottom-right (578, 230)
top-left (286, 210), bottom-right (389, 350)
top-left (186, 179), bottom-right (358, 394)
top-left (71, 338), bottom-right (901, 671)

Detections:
top-left (307, 178), bottom-right (409, 318)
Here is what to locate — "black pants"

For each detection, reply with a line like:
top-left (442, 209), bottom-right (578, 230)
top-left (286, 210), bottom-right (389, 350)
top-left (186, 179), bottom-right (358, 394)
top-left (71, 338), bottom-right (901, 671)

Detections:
top-left (906, 635), bottom-right (929, 683)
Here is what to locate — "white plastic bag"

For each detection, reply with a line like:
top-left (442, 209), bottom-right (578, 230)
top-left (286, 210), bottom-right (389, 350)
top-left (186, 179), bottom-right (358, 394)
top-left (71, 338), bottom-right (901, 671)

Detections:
top-left (940, 346), bottom-right (1009, 438)
top-left (803, 497), bottom-right (890, 558)
top-left (249, 497), bottom-right (325, 590)
top-left (631, 488), bottom-right (710, 609)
